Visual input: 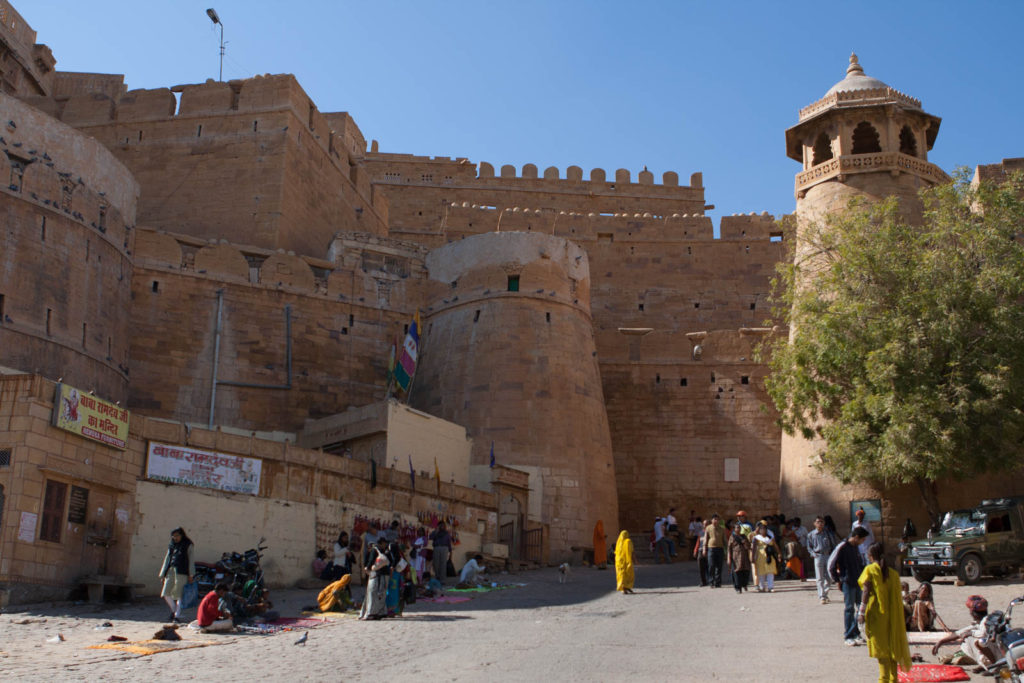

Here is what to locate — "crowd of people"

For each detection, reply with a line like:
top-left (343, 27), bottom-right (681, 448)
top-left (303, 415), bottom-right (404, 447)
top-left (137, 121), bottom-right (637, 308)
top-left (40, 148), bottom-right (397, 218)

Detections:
top-left (609, 507), bottom-right (998, 683)
top-left (311, 519), bottom-right (488, 621)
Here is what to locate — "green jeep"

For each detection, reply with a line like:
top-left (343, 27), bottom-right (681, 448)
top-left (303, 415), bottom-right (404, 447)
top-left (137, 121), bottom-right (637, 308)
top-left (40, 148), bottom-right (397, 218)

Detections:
top-left (904, 497), bottom-right (1024, 585)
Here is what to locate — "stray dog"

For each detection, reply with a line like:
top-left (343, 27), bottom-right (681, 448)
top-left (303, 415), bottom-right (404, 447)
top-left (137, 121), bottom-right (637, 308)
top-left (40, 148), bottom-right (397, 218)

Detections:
top-left (558, 562), bottom-right (571, 583)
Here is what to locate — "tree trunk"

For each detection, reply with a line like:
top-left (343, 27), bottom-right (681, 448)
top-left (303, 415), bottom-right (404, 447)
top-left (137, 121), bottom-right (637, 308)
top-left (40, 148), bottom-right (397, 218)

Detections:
top-left (915, 478), bottom-right (942, 531)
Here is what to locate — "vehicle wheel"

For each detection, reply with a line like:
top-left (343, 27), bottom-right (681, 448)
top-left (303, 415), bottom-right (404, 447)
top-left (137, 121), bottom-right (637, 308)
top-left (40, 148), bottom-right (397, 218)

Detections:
top-left (957, 554), bottom-right (984, 584)
top-left (911, 568), bottom-right (936, 583)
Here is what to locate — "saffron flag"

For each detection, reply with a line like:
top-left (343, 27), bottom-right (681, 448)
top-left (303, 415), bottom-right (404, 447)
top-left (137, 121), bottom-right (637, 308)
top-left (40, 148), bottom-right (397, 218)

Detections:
top-left (489, 441), bottom-right (495, 468)
top-left (394, 312), bottom-right (421, 392)
top-left (434, 457), bottom-right (441, 495)
top-left (408, 454), bottom-right (415, 489)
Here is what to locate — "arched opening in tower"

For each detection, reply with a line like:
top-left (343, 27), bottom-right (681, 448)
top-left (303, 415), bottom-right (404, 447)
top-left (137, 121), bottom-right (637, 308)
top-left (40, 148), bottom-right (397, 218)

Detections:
top-left (899, 125), bottom-right (918, 157)
top-left (852, 121), bottom-right (882, 154)
top-left (812, 132), bottom-right (834, 165)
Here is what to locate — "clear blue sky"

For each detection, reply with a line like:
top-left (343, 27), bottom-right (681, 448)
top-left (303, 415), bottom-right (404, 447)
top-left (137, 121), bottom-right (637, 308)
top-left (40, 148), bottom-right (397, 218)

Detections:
top-left (20, 1), bottom-right (1024, 224)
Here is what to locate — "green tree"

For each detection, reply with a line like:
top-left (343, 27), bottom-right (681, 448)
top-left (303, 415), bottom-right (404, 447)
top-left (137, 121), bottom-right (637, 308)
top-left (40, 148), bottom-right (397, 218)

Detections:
top-left (761, 171), bottom-right (1024, 525)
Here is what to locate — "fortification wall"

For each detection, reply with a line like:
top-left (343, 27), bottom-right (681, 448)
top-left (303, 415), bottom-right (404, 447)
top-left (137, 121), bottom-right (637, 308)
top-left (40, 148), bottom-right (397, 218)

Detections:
top-left (411, 232), bottom-right (618, 559)
top-left (128, 229), bottom-right (426, 431)
top-left (0, 93), bottom-right (135, 402)
top-left (0, 1), bottom-right (55, 96)
top-left (364, 155), bottom-right (707, 241)
top-left (21, 75), bottom-right (386, 257)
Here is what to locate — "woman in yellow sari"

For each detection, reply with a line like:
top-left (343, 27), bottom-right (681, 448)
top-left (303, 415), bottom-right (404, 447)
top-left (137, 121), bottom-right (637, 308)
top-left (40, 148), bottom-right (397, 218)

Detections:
top-left (857, 543), bottom-right (911, 683)
top-left (615, 530), bottom-right (635, 593)
top-left (593, 520), bottom-right (608, 570)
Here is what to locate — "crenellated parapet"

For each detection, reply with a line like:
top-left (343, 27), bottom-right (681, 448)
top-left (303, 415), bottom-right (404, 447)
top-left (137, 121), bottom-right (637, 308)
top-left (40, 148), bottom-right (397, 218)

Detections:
top-left (367, 149), bottom-right (704, 200)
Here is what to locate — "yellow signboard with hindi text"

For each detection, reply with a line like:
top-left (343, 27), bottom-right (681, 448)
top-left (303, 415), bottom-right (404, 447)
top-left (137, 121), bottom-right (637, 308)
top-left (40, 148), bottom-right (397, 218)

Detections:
top-left (52, 383), bottom-right (130, 450)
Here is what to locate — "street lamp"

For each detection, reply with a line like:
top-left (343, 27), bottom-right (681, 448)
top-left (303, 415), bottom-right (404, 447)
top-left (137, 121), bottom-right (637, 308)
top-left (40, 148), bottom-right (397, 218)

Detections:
top-left (206, 8), bottom-right (224, 81)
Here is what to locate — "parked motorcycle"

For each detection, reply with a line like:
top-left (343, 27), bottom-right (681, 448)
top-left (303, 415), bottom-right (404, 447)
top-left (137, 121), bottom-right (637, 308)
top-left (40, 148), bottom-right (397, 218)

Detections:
top-left (981, 596), bottom-right (1024, 681)
top-left (193, 537), bottom-right (267, 604)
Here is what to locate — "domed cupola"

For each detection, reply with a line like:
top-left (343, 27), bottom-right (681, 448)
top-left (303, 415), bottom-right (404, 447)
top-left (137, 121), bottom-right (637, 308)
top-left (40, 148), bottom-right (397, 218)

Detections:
top-left (785, 53), bottom-right (948, 201)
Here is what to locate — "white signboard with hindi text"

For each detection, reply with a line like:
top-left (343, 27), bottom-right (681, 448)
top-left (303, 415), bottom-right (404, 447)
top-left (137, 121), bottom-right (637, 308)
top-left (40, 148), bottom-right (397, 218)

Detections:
top-left (146, 442), bottom-right (262, 495)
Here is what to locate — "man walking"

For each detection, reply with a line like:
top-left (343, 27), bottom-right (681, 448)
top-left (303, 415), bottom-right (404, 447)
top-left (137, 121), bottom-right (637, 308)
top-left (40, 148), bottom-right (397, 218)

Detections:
top-left (807, 515), bottom-right (837, 604)
top-left (828, 526), bottom-right (869, 646)
top-left (703, 513), bottom-right (727, 588)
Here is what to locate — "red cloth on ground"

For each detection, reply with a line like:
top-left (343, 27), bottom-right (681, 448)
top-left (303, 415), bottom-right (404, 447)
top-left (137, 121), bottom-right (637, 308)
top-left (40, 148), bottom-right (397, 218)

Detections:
top-left (197, 591), bottom-right (221, 627)
top-left (897, 664), bottom-right (969, 682)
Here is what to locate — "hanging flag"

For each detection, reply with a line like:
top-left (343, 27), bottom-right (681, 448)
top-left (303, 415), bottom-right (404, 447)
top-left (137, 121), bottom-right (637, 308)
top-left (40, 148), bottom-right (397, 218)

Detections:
top-left (489, 441), bottom-right (495, 468)
top-left (394, 311), bottom-right (421, 392)
top-left (408, 454), bottom-right (415, 489)
top-left (434, 456), bottom-right (441, 495)
top-left (370, 458), bottom-right (377, 489)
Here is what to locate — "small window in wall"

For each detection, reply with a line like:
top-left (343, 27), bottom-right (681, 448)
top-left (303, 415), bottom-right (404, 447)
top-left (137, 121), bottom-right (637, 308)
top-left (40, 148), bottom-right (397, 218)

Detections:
top-left (694, 302), bottom-right (700, 309)
top-left (81, 323), bottom-right (87, 348)
top-left (40, 215), bottom-right (46, 241)
top-left (638, 303), bottom-right (644, 312)
top-left (473, 310), bottom-right (480, 323)
top-left (46, 308), bottom-right (52, 335)
top-left (151, 281), bottom-right (159, 293)
top-left (749, 302), bottom-right (756, 310)
top-left (710, 372), bottom-right (716, 383)
top-left (812, 132), bottom-right (833, 165)
top-left (40, 479), bottom-right (68, 543)
top-left (0, 293), bottom-right (5, 323)
top-left (545, 312), bottom-right (551, 323)
top-left (0, 447), bottom-right (11, 466)
top-left (852, 121), bottom-right (881, 154)
top-left (507, 275), bottom-right (520, 292)
top-left (724, 458), bottom-right (740, 482)
top-left (680, 378), bottom-right (687, 387)
top-left (196, 124), bottom-right (203, 137)
top-left (741, 376), bottom-right (750, 385)
top-left (899, 125), bottom-right (918, 157)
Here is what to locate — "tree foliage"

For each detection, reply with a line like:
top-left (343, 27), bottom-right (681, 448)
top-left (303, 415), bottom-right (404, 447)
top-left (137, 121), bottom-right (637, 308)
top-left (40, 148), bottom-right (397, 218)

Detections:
top-left (761, 171), bottom-right (1024, 516)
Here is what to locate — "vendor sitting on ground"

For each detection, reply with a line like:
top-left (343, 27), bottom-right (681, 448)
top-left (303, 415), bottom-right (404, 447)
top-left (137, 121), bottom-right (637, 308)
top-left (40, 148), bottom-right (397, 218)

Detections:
top-left (194, 583), bottom-right (234, 633)
top-left (317, 573), bottom-right (353, 612)
top-left (931, 595), bottom-right (994, 668)
top-left (909, 582), bottom-right (948, 632)
top-left (457, 554), bottom-right (488, 587)
top-left (420, 571), bottom-right (444, 597)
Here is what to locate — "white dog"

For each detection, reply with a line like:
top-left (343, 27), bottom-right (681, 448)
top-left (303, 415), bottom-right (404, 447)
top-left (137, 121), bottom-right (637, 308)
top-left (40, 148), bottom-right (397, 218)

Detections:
top-left (558, 562), bottom-right (571, 583)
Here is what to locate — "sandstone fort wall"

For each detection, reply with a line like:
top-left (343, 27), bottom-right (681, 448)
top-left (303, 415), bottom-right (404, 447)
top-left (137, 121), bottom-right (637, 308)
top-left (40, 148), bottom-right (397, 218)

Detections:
top-left (24, 75), bottom-right (387, 257)
top-left (128, 229), bottom-right (426, 430)
top-left (0, 93), bottom-right (136, 402)
top-left (412, 232), bottom-right (618, 558)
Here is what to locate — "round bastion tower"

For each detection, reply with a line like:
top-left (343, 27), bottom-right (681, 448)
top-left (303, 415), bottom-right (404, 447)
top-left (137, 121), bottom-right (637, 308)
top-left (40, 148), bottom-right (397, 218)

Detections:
top-left (411, 231), bottom-right (619, 563)
top-left (779, 55), bottom-right (949, 529)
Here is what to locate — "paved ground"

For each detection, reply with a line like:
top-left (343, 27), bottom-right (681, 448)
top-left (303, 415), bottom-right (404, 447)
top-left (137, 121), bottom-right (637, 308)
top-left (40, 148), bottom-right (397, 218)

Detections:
top-left (2, 558), bottom-right (1023, 681)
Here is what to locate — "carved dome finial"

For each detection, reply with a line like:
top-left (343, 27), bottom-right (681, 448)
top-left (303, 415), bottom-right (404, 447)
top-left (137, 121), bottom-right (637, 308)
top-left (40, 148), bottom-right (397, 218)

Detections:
top-left (847, 52), bottom-right (863, 76)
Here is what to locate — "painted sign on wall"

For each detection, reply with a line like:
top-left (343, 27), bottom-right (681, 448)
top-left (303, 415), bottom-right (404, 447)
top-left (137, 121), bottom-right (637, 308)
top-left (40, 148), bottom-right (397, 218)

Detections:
top-left (52, 384), bottom-right (129, 449)
top-left (145, 442), bottom-right (262, 495)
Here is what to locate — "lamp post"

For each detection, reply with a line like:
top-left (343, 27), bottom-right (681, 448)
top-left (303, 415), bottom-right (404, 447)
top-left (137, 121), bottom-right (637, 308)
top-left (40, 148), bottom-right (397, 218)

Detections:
top-left (206, 8), bottom-right (224, 81)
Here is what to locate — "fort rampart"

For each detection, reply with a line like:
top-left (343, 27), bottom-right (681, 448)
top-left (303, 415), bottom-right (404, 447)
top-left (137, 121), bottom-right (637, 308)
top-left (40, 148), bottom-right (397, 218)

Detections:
top-left (0, 92), bottom-right (136, 401)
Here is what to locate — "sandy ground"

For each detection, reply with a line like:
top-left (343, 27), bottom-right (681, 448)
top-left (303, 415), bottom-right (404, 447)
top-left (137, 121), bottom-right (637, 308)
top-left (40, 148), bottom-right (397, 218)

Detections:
top-left (1, 559), bottom-right (1022, 682)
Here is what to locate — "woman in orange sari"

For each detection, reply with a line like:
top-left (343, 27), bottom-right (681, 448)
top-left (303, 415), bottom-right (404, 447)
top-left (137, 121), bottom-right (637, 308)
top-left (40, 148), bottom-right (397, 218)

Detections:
top-left (615, 530), bottom-right (635, 594)
top-left (593, 520), bottom-right (608, 569)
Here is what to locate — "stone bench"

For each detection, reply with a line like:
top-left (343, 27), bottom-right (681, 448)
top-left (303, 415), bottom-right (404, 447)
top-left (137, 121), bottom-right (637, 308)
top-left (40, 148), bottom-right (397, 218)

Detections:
top-left (79, 575), bottom-right (145, 604)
